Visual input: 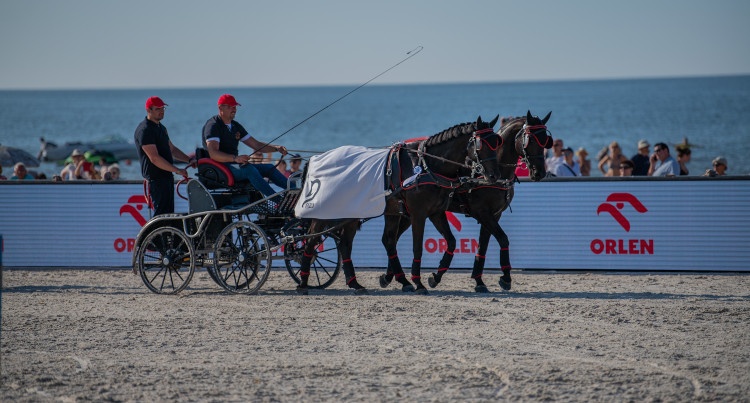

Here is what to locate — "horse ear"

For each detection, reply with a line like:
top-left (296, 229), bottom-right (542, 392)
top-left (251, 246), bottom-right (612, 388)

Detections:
top-left (489, 114), bottom-right (499, 129)
top-left (526, 110), bottom-right (533, 121)
top-left (476, 116), bottom-right (483, 125)
top-left (542, 111), bottom-right (552, 124)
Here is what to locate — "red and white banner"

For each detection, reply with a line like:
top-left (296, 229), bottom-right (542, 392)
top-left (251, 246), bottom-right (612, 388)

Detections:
top-left (1, 179), bottom-right (749, 271)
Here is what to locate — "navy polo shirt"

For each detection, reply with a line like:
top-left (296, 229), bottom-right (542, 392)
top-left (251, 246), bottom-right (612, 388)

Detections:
top-left (134, 117), bottom-right (174, 180)
top-left (202, 115), bottom-right (250, 157)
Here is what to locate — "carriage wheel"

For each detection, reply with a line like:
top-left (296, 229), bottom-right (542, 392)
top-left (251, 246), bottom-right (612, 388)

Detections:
top-left (284, 231), bottom-right (342, 289)
top-left (136, 227), bottom-right (196, 294)
top-left (212, 221), bottom-right (272, 294)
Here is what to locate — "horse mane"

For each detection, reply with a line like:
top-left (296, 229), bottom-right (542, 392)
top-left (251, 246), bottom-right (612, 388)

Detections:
top-left (423, 121), bottom-right (479, 147)
top-left (498, 117), bottom-right (524, 137)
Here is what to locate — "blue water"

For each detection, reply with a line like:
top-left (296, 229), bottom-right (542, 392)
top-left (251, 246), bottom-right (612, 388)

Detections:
top-left (1, 76), bottom-right (748, 179)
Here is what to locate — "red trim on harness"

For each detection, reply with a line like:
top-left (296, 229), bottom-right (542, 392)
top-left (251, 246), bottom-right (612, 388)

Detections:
top-left (524, 125), bottom-right (551, 148)
top-left (198, 158), bottom-right (236, 187)
top-left (411, 275), bottom-right (421, 280)
top-left (303, 251), bottom-right (315, 258)
top-left (342, 258), bottom-right (352, 264)
top-left (347, 276), bottom-right (357, 285)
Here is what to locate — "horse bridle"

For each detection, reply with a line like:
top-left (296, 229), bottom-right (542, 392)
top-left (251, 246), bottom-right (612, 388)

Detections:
top-left (515, 123), bottom-right (551, 168)
top-left (466, 127), bottom-right (501, 180)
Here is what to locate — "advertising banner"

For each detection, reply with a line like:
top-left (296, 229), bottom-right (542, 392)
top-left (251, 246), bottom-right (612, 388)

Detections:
top-left (1, 179), bottom-right (748, 271)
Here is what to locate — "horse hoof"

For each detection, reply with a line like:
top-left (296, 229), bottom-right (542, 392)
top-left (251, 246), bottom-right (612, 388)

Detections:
top-left (353, 288), bottom-right (369, 295)
top-left (428, 274), bottom-right (439, 288)
top-left (475, 285), bottom-right (489, 293)
top-left (498, 278), bottom-right (512, 291)
top-left (295, 286), bottom-right (309, 296)
top-left (402, 284), bottom-right (415, 293)
top-left (414, 287), bottom-right (429, 295)
top-left (379, 274), bottom-right (391, 288)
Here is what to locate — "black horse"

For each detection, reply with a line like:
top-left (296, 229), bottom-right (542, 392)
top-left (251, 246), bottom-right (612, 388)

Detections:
top-left (379, 116), bottom-right (503, 294)
top-left (380, 111), bottom-right (552, 293)
top-left (295, 116), bottom-right (502, 295)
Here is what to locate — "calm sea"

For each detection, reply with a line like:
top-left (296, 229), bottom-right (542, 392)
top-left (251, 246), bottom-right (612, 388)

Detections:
top-left (1, 76), bottom-right (748, 179)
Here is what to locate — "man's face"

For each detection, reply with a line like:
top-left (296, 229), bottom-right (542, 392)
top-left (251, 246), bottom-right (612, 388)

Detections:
top-left (148, 106), bottom-right (166, 122)
top-left (219, 104), bottom-right (237, 121)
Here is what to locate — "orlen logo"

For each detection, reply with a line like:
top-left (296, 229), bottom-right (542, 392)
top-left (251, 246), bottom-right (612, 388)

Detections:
top-left (423, 212), bottom-right (479, 254)
top-left (591, 192), bottom-right (653, 255)
top-left (113, 195), bottom-right (151, 253)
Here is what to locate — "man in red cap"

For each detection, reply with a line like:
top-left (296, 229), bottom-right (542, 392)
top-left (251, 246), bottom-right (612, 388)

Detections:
top-left (134, 96), bottom-right (195, 216)
top-left (202, 93), bottom-right (290, 198)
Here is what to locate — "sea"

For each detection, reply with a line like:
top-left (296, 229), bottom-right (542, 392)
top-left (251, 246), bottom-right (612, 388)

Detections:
top-left (1, 75), bottom-right (748, 179)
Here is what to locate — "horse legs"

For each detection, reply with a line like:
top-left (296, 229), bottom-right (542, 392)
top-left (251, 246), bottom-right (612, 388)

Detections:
top-left (470, 224), bottom-right (492, 293)
top-left (338, 220), bottom-right (367, 295)
top-left (297, 220), bottom-right (366, 295)
top-left (379, 215), bottom-right (414, 292)
top-left (409, 215), bottom-right (430, 294)
top-left (427, 212), bottom-right (456, 289)
top-left (470, 214), bottom-right (512, 292)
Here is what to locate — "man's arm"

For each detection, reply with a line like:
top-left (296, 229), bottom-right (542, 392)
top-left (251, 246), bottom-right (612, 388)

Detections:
top-left (142, 144), bottom-right (187, 177)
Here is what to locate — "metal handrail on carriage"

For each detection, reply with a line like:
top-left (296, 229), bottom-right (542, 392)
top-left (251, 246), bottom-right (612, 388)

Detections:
top-left (132, 171), bottom-right (344, 295)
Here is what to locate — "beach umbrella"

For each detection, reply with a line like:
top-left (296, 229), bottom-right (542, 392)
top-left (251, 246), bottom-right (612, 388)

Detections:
top-left (0, 145), bottom-right (40, 167)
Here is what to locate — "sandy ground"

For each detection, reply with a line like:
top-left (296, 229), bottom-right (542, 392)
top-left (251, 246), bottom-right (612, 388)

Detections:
top-left (1, 267), bottom-right (749, 402)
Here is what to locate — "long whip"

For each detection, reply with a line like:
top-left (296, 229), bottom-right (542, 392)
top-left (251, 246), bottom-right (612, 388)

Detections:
top-left (259, 46), bottom-right (424, 151)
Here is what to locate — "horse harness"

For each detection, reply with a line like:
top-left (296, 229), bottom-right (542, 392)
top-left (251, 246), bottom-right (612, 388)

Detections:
top-left (384, 128), bottom-right (501, 214)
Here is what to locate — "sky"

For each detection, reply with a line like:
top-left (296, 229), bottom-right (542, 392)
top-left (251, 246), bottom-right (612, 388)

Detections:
top-left (1, 0), bottom-right (749, 90)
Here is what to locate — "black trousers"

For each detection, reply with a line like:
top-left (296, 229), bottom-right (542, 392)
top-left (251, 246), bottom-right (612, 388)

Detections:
top-left (148, 177), bottom-right (175, 216)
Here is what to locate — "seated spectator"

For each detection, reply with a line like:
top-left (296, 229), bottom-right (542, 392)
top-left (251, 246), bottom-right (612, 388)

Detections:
top-left (287, 154), bottom-right (303, 178)
top-left (619, 160), bottom-right (635, 176)
top-left (277, 158), bottom-right (288, 176)
top-left (102, 163), bottom-right (121, 181)
top-left (545, 139), bottom-right (564, 172)
top-left (36, 173), bottom-right (48, 180)
top-left (704, 156), bottom-right (728, 177)
top-left (552, 147), bottom-right (581, 177)
top-left (0, 165), bottom-right (7, 180)
top-left (60, 149), bottom-right (87, 180)
top-left (575, 147), bottom-right (591, 176)
top-left (631, 139), bottom-right (650, 176)
top-left (11, 162), bottom-right (35, 180)
top-left (52, 175), bottom-right (63, 182)
top-left (598, 141), bottom-right (628, 177)
top-left (648, 142), bottom-right (680, 176)
top-left (676, 145), bottom-right (691, 175)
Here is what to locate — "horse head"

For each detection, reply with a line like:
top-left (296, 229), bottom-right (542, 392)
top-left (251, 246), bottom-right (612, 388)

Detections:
top-left (518, 110), bottom-right (552, 181)
top-left (465, 115), bottom-right (501, 183)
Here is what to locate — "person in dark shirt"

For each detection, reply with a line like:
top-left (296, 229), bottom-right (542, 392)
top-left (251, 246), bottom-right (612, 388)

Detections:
top-left (201, 94), bottom-right (289, 198)
top-left (631, 139), bottom-right (651, 176)
top-left (134, 96), bottom-right (195, 216)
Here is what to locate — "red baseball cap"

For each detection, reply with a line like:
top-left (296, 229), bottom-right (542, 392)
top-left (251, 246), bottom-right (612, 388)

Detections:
top-left (145, 96), bottom-right (168, 109)
top-left (217, 94), bottom-right (241, 107)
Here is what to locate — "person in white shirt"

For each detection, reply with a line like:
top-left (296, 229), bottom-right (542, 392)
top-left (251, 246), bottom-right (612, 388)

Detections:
top-left (552, 147), bottom-right (581, 177)
top-left (545, 138), bottom-right (564, 173)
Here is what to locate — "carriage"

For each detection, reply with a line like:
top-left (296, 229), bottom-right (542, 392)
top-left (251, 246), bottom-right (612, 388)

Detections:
top-left (132, 148), bottom-right (343, 295)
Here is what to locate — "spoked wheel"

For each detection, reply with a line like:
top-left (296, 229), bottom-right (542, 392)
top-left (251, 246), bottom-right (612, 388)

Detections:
top-left (136, 227), bottom-right (196, 294)
top-left (212, 221), bottom-right (272, 294)
top-left (283, 220), bottom-right (342, 289)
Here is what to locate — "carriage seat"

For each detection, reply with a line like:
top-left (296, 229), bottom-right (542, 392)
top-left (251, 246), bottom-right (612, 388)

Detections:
top-left (194, 148), bottom-right (262, 209)
top-left (195, 148), bottom-right (251, 190)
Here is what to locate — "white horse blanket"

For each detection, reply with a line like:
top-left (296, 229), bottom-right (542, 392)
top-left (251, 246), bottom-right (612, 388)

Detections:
top-left (294, 146), bottom-right (390, 219)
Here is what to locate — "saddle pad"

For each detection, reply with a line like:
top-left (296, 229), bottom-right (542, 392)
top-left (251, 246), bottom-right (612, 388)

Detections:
top-left (295, 146), bottom-right (390, 219)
